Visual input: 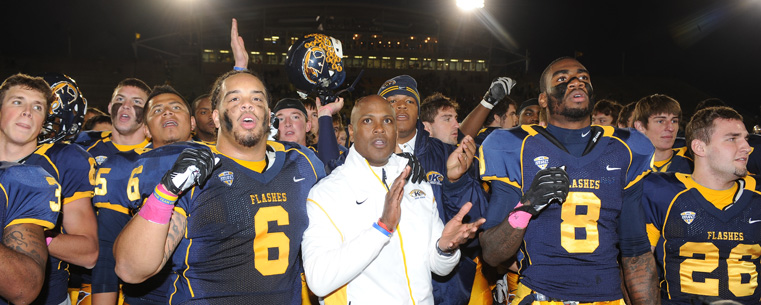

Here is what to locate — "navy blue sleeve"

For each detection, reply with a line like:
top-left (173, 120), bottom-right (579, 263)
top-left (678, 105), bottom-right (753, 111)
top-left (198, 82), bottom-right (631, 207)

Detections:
top-left (618, 179), bottom-right (651, 257)
top-left (443, 164), bottom-right (488, 224)
top-left (316, 116), bottom-right (341, 170)
top-left (482, 180), bottom-right (522, 231)
top-left (92, 208), bottom-right (131, 293)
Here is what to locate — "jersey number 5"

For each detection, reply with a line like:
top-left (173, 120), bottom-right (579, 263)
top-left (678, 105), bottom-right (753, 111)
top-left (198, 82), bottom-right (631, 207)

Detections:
top-left (254, 206), bottom-right (290, 276)
top-left (560, 192), bottom-right (601, 253)
top-left (679, 242), bottom-right (761, 297)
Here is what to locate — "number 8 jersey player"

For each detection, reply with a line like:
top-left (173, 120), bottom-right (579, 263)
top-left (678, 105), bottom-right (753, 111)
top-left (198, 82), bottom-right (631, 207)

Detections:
top-left (478, 57), bottom-right (659, 304)
top-left (113, 70), bottom-right (325, 304)
top-left (642, 106), bottom-right (761, 304)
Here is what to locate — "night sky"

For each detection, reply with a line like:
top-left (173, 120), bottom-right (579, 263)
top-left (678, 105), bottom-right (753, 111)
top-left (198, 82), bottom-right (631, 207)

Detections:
top-left (2, 0), bottom-right (760, 117)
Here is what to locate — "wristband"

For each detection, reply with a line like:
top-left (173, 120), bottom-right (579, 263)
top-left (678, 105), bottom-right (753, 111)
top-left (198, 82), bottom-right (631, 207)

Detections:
top-left (233, 66), bottom-right (247, 71)
top-left (377, 218), bottom-right (394, 233)
top-left (46, 237), bottom-right (53, 246)
top-left (508, 202), bottom-right (532, 229)
top-left (137, 185), bottom-right (177, 225)
top-left (153, 184), bottom-right (178, 204)
top-left (373, 222), bottom-right (392, 237)
top-left (436, 238), bottom-right (455, 257)
top-left (480, 99), bottom-right (495, 110)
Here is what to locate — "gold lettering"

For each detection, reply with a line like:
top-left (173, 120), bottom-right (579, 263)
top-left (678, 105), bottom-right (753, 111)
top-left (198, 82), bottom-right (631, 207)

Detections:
top-left (282, 193), bottom-right (287, 201)
top-left (595, 180), bottom-right (600, 189)
top-left (739, 233), bottom-right (744, 241)
top-left (251, 195), bottom-right (256, 205)
top-left (707, 231), bottom-right (713, 239)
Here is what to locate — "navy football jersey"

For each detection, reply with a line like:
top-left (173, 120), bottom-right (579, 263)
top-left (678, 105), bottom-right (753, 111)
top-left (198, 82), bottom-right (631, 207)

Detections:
top-left (74, 130), bottom-right (151, 165)
top-left (652, 147), bottom-right (693, 174)
top-left (642, 173), bottom-right (761, 304)
top-left (169, 141), bottom-right (325, 304)
top-left (21, 143), bottom-right (95, 305)
top-left (479, 125), bottom-right (654, 301)
top-left (0, 162), bottom-right (60, 305)
top-left (93, 141), bottom-right (209, 304)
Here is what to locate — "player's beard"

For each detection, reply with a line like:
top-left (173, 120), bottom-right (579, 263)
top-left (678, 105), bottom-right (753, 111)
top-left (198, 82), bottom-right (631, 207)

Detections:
top-left (734, 166), bottom-right (748, 178)
top-left (222, 110), bottom-right (267, 148)
top-left (547, 78), bottom-right (594, 122)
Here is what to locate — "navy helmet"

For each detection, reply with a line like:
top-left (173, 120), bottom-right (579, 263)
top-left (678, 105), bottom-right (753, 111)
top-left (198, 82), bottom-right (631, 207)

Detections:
top-left (285, 33), bottom-right (346, 95)
top-left (38, 73), bottom-right (87, 143)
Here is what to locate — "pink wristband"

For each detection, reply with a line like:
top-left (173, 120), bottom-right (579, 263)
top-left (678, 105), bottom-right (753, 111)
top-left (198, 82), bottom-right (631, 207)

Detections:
top-left (46, 237), bottom-right (53, 246)
top-left (137, 186), bottom-right (176, 225)
top-left (507, 202), bottom-right (532, 229)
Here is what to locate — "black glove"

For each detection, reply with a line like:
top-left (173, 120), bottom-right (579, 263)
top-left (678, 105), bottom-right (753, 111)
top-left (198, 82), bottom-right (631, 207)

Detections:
top-left (397, 152), bottom-right (427, 184)
top-left (482, 77), bottom-right (517, 106)
top-left (161, 148), bottom-right (219, 195)
top-left (515, 166), bottom-right (570, 216)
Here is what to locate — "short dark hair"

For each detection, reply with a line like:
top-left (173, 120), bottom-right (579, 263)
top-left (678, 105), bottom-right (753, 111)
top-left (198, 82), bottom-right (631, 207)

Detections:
top-left (0, 73), bottom-right (55, 113)
top-left (632, 94), bottom-right (681, 128)
top-left (302, 98), bottom-right (317, 111)
top-left (420, 92), bottom-right (459, 123)
top-left (83, 114), bottom-right (112, 131)
top-left (618, 102), bottom-right (636, 127)
top-left (210, 70), bottom-right (269, 110)
top-left (87, 107), bottom-right (107, 117)
top-left (484, 97), bottom-right (517, 126)
top-left (539, 56), bottom-right (574, 94)
top-left (192, 94), bottom-right (210, 113)
top-left (694, 98), bottom-right (726, 114)
top-left (686, 106), bottom-right (743, 156)
top-left (144, 85), bottom-right (190, 120)
top-left (115, 78), bottom-right (151, 97)
top-left (592, 99), bottom-right (623, 123)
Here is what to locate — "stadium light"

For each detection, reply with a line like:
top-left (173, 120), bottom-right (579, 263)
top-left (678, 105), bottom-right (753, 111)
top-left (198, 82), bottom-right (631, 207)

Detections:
top-left (456, 0), bottom-right (484, 11)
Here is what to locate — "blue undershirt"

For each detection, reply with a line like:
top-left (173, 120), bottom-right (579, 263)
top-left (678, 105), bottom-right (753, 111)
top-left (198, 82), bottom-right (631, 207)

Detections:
top-left (545, 124), bottom-right (592, 157)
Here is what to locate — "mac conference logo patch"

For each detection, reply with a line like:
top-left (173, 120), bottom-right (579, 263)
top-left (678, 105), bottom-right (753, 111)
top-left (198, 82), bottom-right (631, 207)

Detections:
top-left (681, 211), bottom-right (696, 224)
top-left (534, 156), bottom-right (549, 170)
top-left (426, 171), bottom-right (444, 185)
top-left (95, 155), bottom-right (108, 165)
top-left (218, 171), bottom-right (234, 186)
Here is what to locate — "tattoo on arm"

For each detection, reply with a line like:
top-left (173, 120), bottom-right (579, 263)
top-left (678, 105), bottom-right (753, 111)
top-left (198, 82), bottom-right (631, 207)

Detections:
top-left (162, 212), bottom-right (187, 266)
top-left (3, 224), bottom-right (47, 268)
top-left (481, 219), bottom-right (525, 266)
top-left (622, 253), bottom-right (660, 305)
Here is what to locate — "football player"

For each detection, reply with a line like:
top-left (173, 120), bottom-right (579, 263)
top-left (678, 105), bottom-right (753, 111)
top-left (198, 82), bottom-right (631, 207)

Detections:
top-left (479, 57), bottom-right (659, 304)
top-left (91, 85), bottom-right (200, 305)
top-left (0, 73), bottom-right (97, 305)
top-left (642, 106), bottom-right (760, 304)
top-left (633, 94), bottom-right (692, 173)
top-left (113, 70), bottom-right (325, 303)
top-left (0, 161), bottom-right (61, 305)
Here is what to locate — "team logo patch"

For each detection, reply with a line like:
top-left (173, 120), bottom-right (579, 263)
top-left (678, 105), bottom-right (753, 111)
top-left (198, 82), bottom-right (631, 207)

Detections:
top-left (534, 156), bottom-right (549, 170)
top-left (382, 79), bottom-right (396, 88)
top-left (409, 189), bottom-right (426, 199)
top-left (95, 155), bottom-right (108, 165)
top-left (681, 211), bottom-right (696, 224)
top-left (218, 171), bottom-right (234, 186)
top-left (426, 171), bottom-right (444, 185)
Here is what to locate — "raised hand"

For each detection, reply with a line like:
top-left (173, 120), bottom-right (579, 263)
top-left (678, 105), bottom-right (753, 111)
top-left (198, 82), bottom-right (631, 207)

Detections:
top-left (438, 202), bottom-right (486, 253)
top-left (317, 96), bottom-right (344, 117)
top-left (231, 18), bottom-right (249, 70)
top-left (161, 148), bottom-right (218, 195)
top-left (396, 152), bottom-right (426, 184)
top-left (446, 135), bottom-right (476, 183)
top-left (481, 77), bottom-right (517, 107)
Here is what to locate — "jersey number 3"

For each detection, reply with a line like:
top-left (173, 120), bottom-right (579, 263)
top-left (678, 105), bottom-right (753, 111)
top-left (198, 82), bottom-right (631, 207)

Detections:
top-left (561, 192), bottom-right (601, 253)
top-left (254, 206), bottom-right (290, 276)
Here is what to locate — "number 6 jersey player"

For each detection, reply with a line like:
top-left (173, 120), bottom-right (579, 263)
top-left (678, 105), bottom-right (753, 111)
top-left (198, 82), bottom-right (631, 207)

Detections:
top-left (113, 70), bottom-right (325, 304)
top-left (642, 106), bottom-right (761, 304)
top-left (478, 57), bottom-right (659, 304)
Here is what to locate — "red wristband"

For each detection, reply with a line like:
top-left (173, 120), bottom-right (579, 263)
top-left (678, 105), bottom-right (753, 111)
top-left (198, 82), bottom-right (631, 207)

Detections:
top-left (377, 219), bottom-right (394, 233)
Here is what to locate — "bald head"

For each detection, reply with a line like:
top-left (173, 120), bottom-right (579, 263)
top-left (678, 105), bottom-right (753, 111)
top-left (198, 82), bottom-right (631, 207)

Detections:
top-left (351, 95), bottom-right (398, 166)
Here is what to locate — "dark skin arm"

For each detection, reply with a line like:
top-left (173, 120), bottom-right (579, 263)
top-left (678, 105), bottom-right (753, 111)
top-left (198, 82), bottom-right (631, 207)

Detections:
top-left (0, 223), bottom-right (48, 305)
top-left (479, 217), bottom-right (525, 267)
top-left (622, 253), bottom-right (660, 305)
top-left (459, 105), bottom-right (491, 139)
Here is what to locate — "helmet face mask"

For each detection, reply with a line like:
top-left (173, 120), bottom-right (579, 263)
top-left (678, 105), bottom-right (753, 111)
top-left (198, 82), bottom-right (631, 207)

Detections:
top-left (38, 73), bottom-right (87, 144)
top-left (286, 34), bottom-right (346, 96)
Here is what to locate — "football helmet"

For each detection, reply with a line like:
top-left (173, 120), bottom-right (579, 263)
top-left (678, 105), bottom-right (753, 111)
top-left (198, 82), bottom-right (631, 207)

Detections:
top-left (285, 33), bottom-right (346, 96)
top-left (38, 73), bottom-right (87, 143)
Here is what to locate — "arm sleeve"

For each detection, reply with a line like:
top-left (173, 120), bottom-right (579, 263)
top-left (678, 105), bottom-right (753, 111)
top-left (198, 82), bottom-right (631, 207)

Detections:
top-left (92, 208), bottom-right (131, 293)
top-left (58, 145), bottom-right (96, 204)
top-left (618, 179), bottom-right (651, 257)
top-left (4, 166), bottom-right (60, 230)
top-left (316, 116), bottom-right (341, 171)
top-left (301, 190), bottom-right (390, 297)
top-left (428, 197), bottom-right (461, 276)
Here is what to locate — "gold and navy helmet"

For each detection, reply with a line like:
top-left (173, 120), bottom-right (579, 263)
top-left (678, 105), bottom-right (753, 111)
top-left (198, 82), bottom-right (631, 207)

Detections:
top-left (38, 73), bottom-right (87, 143)
top-left (285, 33), bottom-right (346, 94)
